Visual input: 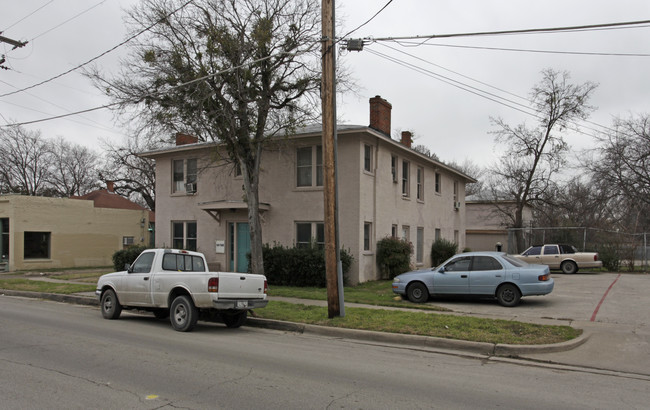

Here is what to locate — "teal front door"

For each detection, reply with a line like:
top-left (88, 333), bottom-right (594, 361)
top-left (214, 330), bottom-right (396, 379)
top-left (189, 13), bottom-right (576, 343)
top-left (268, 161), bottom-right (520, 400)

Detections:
top-left (229, 222), bottom-right (250, 273)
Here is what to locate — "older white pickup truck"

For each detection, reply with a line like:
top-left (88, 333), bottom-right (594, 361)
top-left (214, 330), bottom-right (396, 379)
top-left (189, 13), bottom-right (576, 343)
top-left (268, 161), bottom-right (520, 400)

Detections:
top-left (95, 248), bottom-right (268, 331)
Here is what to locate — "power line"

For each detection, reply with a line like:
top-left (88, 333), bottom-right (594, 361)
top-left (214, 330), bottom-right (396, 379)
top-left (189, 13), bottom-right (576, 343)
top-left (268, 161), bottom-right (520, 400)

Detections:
top-left (2, 0), bottom-right (54, 32)
top-left (0, 0), bottom-right (196, 98)
top-left (31, 0), bottom-right (106, 41)
top-left (1, 51), bottom-right (290, 128)
top-left (360, 19), bottom-right (650, 42)
top-left (392, 40), bottom-right (650, 57)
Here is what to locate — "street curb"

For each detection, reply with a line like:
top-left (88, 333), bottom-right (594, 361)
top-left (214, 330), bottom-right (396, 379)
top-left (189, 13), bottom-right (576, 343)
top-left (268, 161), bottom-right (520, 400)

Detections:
top-left (1, 289), bottom-right (588, 356)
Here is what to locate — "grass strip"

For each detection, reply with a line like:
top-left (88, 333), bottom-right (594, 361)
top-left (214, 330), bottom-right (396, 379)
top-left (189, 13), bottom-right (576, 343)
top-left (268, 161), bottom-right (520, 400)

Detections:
top-left (0, 279), bottom-right (96, 294)
top-left (255, 301), bottom-right (581, 345)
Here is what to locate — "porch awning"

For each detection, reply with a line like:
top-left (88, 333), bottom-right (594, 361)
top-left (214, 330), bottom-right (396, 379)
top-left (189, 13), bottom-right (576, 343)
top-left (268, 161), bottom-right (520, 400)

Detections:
top-left (197, 200), bottom-right (270, 223)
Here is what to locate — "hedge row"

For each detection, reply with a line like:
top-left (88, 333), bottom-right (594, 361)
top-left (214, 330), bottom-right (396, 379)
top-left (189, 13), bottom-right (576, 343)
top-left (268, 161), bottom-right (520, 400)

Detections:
top-left (261, 243), bottom-right (353, 287)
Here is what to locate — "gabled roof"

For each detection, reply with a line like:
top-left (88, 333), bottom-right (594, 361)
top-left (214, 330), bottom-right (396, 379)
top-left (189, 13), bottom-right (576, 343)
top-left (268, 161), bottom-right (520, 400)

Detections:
top-left (71, 189), bottom-right (146, 211)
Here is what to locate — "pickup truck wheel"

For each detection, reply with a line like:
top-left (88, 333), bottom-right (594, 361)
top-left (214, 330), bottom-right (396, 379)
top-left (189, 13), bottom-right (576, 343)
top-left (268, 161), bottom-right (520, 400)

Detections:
top-left (561, 261), bottom-right (578, 274)
top-left (496, 284), bottom-right (521, 307)
top-left (223, 311), bottom-right (247, 328)
top-left (406, 282), bottom-right (429, 303)
top-left (100, 289), bottom-right (122, 320)
top-left (170, 295), bottom-right (198, 332)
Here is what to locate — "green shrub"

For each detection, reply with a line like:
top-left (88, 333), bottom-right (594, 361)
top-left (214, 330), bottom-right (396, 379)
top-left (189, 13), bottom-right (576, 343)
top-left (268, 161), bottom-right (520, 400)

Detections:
top-left (261, 243), bottom-right (353, 287)
top-left (430, 239), bottom-right (458, 267)
top-left (112, 245), bottom-right (149, 271)
top-left (598, 244), bottom-right (620, 271)
top-left (376, 236), bottom-right (413, 279)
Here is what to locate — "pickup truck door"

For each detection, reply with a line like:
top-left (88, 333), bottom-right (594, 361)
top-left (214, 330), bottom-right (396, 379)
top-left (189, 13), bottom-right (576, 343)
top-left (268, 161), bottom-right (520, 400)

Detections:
top-left (541, 245), bottom-right (562, 269)
top-left (120, 251), bottom-right (155, 306)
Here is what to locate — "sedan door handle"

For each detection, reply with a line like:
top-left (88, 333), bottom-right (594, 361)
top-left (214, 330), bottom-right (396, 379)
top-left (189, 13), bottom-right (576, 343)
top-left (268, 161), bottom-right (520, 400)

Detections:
top-left (461, 275), bottom-right (468, 278)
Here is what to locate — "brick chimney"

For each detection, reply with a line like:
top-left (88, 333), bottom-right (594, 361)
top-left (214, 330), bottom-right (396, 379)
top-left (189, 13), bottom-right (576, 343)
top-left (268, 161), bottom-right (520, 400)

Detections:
top-left (400, 131), bottom-right (413, 148)
top-left (106, 181), bottom-right (115, 193)
top-left (175, 132), bottom-right (198, 146)
top-left (369, 96), bottom-right (392, 136)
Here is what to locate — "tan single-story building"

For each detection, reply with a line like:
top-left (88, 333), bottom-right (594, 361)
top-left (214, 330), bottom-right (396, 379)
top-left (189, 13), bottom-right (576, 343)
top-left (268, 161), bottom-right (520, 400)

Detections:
top-left (465, 198), bottom-right (533, 253)
top-left (0, 185), bottom-right (154, 271)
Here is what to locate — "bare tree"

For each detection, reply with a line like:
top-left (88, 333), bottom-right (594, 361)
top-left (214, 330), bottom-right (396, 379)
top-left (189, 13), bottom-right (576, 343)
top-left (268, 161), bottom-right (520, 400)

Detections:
top-left (49, 137), bottom-right (100, 197)
top-left (486, 69), bottom-right (597, 251)
top-left (88, 0), bottom-right (324, 274)
top-left (0, 126), bottom-right (52, 195)
top-left (589, 114), bottom-right (650, 208)
top-left (100, 136), bottom-right (157, 211)
top-left (447, 159), bottom-right (484, 197)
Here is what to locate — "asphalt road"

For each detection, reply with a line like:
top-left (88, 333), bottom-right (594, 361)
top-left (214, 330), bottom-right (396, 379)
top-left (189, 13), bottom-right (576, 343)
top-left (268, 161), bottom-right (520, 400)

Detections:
top-left (1, 296), bottom-right (649, 409)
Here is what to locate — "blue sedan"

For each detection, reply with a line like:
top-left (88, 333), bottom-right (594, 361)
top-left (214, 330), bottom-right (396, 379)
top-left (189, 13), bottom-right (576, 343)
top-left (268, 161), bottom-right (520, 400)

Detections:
top-left (392, 252), bottom-right (554, 307)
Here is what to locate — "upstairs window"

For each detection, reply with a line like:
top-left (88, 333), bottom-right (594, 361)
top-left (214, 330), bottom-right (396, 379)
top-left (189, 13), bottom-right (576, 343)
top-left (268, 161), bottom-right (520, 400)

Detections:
top-left (364, 144), bottom-right (373, 173)
top-left (173, 158), bottom-right (198, 193)
top-left (402, 160), bottom-right (410, 197)
top-left (391, 155), bottom-right (398, 182)
top-left (297, 146), bottom-right (323, 187)
top-left (435, 172), bottom-right (441, 194)
top-left (416, 167), bottom-right (424, 200)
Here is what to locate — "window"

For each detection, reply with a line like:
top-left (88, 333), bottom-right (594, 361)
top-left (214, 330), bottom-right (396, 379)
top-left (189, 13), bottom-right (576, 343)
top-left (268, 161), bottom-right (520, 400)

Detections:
top-left (296, 222), bottom-right (324, 248)
top-left (453, 180), bottom-right (459, 202)
top-left (454, 230), bottom-right (459, 244)
top-left (391, 155), bottom-right (398, 182)
top-left (416, 167), bottom-right (424, 200)
top-left (364, 222), bottom-right (372, 251)
top-left (544, 245), bottom-right (559, 255)
top-left (162, 253), bottom-right (206, 272)
top-left (391, 224), bottom-right (398, 238)
top-left (173, 158), bottom-right (198, 193)
top-left (122, 236), bottom-right (134, 249)
top-left (444, 256), bottom-right (471, 272)
top-left (172, 221), bottom-right (197, 251)
top-left (297, 146), bottom-right (322, 187)
top-left (435, 172), bottom-right (441, 194)
top-left (416, 227), bottom-right (424, 263)
top-left (1, 218), bottom-right (9, 261)
top-left (435, 228), bottom-right (441, 241)
top-left (131, 252), bottom-right (155, 273)
top-left (402, 225), bottom-right (410, 242)
top-left (471, 256), bottom-right (503, 271)
top-left (24, 232), bottom-right (50, 259)
top-left (364, 144), bottom-right (373, 172)
top-left (402, 160), bottom-right (410, 197)
top-left (524, 246), bottom-right (542, 256)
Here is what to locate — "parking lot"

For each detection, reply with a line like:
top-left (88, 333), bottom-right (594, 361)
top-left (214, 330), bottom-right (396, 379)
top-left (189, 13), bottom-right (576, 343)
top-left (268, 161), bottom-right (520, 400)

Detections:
top-left (429, 272), bottom-right (649, 327)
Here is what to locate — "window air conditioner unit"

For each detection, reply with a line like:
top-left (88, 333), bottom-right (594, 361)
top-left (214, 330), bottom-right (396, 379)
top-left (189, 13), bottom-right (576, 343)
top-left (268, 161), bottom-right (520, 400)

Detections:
top-left (185, 182), bottom-right (196, 194)
top-left (454, 201), bottom-right (461, 210)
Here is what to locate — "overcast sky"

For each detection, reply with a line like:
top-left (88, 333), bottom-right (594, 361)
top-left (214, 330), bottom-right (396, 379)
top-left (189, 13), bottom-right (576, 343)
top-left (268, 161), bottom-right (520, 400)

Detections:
top-left (2, 0), bottom-right (649, 168)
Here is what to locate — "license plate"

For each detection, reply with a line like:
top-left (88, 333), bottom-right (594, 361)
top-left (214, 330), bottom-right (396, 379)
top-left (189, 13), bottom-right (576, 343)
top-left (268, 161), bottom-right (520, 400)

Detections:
top-left (236, 300), bottom-right (248, 308)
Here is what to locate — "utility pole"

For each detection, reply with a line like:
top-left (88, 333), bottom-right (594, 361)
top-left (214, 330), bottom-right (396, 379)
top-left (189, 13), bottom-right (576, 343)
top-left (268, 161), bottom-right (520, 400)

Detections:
top-left (0, 33), bottom-right (28, 70)
top-left (321, 0), bottom-right (344, 318)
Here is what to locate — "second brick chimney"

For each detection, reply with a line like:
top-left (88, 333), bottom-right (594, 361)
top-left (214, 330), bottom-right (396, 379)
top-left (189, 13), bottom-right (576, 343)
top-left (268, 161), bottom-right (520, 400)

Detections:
top-left (106, 181), bottom-right (115, 193)
top-left (400, 131), bottom-right (413, 148)
top-left (175, 132), bottom-right (198, 146)
top-left (369, 96), bottom-right (392, 136)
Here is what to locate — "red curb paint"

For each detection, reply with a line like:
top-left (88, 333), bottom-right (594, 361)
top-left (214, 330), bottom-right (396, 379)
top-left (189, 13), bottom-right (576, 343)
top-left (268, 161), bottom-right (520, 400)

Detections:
top-left (591, 273), bottom-right (621, 322)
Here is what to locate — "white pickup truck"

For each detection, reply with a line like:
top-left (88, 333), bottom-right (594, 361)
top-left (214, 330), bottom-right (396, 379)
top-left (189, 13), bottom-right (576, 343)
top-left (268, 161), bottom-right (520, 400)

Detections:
top-left (95, 248), bottom-right (268, 332)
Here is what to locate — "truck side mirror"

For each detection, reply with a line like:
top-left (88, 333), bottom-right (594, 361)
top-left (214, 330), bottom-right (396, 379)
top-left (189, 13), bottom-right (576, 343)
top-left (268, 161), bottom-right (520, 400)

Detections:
top-left (125, 263), bottom-right (132, 273)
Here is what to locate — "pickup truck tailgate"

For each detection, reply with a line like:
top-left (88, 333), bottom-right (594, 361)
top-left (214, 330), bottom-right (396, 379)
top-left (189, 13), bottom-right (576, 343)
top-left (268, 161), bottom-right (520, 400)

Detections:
top-left (217, 272), bottom-right (266, 299)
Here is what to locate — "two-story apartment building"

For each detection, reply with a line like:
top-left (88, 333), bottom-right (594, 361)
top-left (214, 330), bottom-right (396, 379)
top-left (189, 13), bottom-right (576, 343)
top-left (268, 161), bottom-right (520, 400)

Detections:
top-left (142, 96), bottom-right (475, 284)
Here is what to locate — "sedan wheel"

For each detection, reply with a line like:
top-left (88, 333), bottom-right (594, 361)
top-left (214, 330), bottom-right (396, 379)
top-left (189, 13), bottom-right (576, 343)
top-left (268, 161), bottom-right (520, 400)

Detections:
top-left (496, 283), bottom-right (521, 307)
top-left (561, 261), bottom-right (578, 274)
top-left (406, 282), bottom-right (429, 303)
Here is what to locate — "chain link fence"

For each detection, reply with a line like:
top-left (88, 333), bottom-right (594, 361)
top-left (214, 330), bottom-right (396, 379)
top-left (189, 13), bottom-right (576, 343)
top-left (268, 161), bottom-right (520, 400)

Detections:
top-left (507, 227), bottom-right (649, 271)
